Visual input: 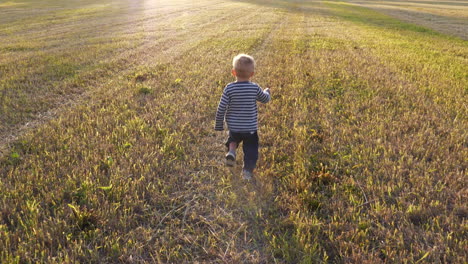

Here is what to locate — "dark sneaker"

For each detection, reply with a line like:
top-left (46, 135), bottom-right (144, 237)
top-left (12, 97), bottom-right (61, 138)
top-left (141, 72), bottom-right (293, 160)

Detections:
top-left (225, 151), bottom-right (236, 167)
top-left (242, 169), bottom-right (253, 180)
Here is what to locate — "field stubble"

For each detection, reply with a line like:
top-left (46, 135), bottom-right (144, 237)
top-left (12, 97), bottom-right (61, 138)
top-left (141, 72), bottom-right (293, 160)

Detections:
top-left (1, 0), bottom-right (467, 263)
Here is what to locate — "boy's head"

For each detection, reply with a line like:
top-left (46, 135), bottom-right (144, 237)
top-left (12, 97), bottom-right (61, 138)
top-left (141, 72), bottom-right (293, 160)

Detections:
top-left (232, 54), bottom-right (255, 80)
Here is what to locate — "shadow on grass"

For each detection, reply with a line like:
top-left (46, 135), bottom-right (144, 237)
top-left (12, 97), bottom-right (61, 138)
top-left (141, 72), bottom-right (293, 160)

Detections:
top-left (230, 0), bottom-right (457, 39)
top-left (353, 4), bottom-right (468, 40)
top-left (324, 1), bottom-right (459, 38)
top-left (381, 0), bottom-right (468, 7)
top-left (230, 0), bottom-right (332, 16)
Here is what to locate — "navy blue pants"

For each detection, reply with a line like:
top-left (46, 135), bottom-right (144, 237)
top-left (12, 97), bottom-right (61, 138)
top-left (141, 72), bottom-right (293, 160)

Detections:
top-left (225, 131), bottom-right (259, 172)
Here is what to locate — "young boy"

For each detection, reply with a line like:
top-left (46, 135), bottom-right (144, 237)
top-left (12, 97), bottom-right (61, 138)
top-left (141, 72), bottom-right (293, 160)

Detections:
top-left (215, 54), bottom-right (271, 180)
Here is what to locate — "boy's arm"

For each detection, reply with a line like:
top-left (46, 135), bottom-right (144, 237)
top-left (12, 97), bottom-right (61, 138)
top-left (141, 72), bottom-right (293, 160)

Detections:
top-left (214, 89), bottom-right (229, 131)
top-left (256, 86), bottom-right (271, 103)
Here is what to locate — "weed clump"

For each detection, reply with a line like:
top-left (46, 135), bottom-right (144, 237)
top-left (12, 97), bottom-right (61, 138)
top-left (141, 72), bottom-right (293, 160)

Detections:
top-left (137, 85), bottom-right (152, 95)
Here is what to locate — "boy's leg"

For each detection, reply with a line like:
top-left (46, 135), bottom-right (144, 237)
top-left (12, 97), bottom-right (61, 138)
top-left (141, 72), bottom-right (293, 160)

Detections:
top-left (225, 131), bottom-right (240, 152)
top-left (229, 142), bottom-right (237, 152)
top-left (225, 131), bottom-right (240, 167)
top-left (242, 131), bottom-right (259, 175)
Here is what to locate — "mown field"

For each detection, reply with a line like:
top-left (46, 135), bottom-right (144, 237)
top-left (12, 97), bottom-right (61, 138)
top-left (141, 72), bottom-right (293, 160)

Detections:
top-left (1, 0), bottom-right (467, 263)
top-left (347, 0), bottom-right (468, 39)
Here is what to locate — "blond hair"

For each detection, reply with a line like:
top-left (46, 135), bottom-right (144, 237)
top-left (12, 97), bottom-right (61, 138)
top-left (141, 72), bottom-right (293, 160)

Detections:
top-left (232, 54), bottom-right (255, 79)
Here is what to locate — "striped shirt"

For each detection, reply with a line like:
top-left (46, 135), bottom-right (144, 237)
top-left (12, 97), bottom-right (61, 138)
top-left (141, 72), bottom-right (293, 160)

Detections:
top-left (215, 81), bottom-right (270, 132)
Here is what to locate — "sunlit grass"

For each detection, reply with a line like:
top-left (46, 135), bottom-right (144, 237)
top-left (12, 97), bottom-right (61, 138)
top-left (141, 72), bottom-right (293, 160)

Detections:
top-left (1, 0), bottom-right (467, 262)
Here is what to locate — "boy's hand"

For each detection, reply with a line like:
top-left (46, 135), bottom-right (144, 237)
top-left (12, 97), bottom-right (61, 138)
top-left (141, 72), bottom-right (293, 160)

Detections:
top-left (265, 88), bottom-right (270, 94)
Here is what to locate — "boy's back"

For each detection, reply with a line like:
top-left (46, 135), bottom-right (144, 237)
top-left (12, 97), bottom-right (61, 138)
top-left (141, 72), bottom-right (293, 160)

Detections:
top-left (216, 81), bottom-right (270, 133)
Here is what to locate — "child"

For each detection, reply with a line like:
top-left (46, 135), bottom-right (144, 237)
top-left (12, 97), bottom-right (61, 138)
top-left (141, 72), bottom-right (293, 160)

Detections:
top-left (215, 54), bottom-right (271, 180)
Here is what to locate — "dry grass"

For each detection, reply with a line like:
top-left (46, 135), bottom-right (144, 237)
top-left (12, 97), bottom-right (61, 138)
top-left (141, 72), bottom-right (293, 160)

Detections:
top-left (1, 0), bottom-right (467, 263)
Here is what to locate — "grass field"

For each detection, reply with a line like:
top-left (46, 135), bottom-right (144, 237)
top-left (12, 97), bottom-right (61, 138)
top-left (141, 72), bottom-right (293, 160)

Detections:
top-left (347, 0), bottom-right (468, 39)
top-left (1, 0), bottom-right (467, 263)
